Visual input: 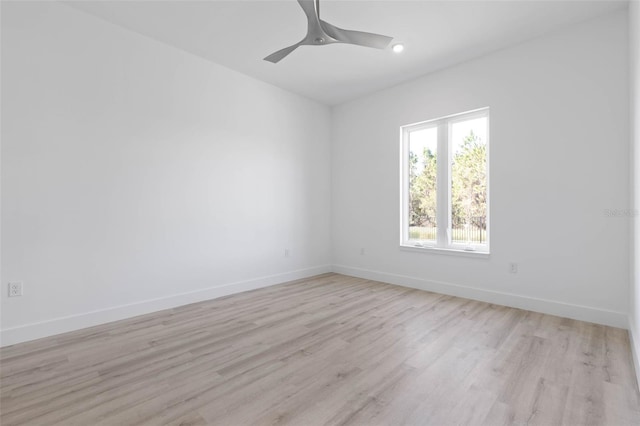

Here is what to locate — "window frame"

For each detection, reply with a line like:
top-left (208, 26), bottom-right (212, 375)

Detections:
top-left (400, 107), bottom-right (490, 255)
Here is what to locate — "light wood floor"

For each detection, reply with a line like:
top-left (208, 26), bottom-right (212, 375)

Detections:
top-left (1, 273), bottom-right (639, 425)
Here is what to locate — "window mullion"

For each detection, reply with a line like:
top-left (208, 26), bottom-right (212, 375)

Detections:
top-left (436, 121), bottom-right (449, 248)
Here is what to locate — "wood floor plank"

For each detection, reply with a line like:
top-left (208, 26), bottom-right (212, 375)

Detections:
top-left (1, 273), bottom-right (639, 425)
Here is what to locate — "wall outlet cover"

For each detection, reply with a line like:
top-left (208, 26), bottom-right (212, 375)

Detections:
top-left (8, 282), bottom-right (23, 297)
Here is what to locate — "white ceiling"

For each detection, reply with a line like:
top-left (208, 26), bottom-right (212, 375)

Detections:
top-left (65, 0), bottom-right (626, 105)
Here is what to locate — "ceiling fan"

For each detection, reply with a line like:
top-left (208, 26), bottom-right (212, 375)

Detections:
top-left (264, 0), bottom-right (393, 63)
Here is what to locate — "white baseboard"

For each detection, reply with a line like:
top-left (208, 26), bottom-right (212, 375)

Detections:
top-left (629, 319), bottom-right (640, 393)
top-left (0, 263), bottom-right (629, 348)
top-left (332, 264), bottom-right (628, 329)
top-left (0, 265), bottom-right (332, 347)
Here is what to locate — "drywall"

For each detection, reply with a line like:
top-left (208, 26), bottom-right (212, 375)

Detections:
top-left (629, 0), bottom-right (640, 391)
top-left (0, 2), bottom-right (633, 348)
top-left (332, 10), bottom-right (630, 328)
top-left (1, 2), bottom-right (331, 345)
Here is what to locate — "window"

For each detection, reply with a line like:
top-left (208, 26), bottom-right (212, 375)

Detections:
top-left (400, 108), bottom-right (489, 254)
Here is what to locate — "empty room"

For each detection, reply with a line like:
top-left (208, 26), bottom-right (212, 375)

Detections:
top-left (2, 0), bottom-right (640, 424)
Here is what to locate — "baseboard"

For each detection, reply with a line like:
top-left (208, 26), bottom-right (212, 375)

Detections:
top-left (1, 263), bottom-right (628, 348)
top-left (629, 319), bottom-right (640, 393)
top-left (0, 265), bottom-right (332, 347)
top-left (332, 264), bottom-right (628, 329)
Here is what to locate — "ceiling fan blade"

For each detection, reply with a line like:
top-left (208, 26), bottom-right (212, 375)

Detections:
top-left (297, 0), bottom-right (320, 21)
top-left (320, 20), bottom-right (392, 49)
top-left (264, 42), bottom-right (301, 63)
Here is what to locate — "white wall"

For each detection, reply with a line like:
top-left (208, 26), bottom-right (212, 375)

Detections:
top-left (629, 0), bottom-right (640, 391)
top-left (1, 2), bottom-right (633, 348)
top-left (0, 2), bottom-right (331, 345)
top-left (332, 10), bottom-right (630, 328)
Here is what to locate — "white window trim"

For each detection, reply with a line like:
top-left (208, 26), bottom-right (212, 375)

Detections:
top-left (400, 107), bottom-right (490, 255)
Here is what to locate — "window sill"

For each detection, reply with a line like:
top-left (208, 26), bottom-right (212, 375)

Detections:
top-left (399, 245), bottom-right (490, 258)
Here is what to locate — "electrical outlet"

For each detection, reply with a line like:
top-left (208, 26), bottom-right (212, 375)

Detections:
top-left (509, 263), bottom-right (518, 274)
top-left (284, 249), bottom-right (290, 258)
top-left (8, 282), bottom-right (23, 297)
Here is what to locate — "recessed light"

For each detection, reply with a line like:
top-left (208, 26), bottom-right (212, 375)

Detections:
top-left (392, 43), bottom-right (404, 53)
